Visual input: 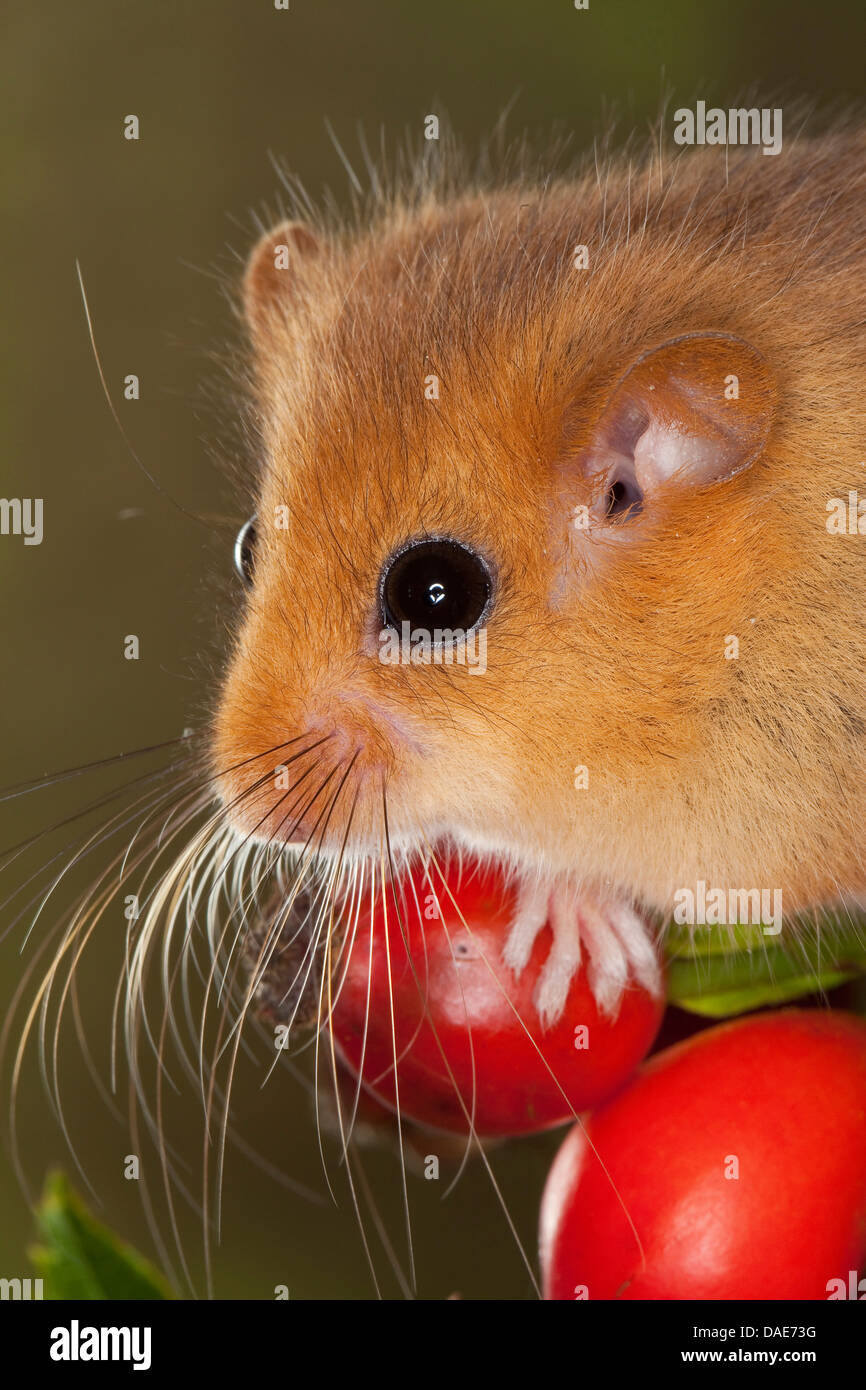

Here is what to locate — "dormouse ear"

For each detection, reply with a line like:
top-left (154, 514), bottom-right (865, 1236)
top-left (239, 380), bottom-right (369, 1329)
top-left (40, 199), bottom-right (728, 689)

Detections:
top-left (243, 220), bottom-right (319, 344)
top-left (580, 333), bottom-right (776, 521)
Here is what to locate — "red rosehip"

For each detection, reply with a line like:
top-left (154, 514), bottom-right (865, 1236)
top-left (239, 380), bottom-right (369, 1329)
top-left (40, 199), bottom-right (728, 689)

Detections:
top-left (540, 1009), bottom-right (866, 1299)
top-left (329, 857), bottom-right (664, 1137)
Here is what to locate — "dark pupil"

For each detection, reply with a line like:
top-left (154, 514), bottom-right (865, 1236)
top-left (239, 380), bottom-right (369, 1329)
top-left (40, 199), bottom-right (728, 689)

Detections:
top-left (382, 539), bottom-right (491, 632)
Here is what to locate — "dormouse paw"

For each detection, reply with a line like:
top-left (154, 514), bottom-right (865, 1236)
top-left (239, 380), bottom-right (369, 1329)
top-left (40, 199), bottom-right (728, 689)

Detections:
top-left (503, 879), bottom-right (662, 1027)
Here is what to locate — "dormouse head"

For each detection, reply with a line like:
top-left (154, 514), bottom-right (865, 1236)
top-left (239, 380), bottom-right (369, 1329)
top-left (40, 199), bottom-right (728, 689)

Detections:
top-left (213, 196), bottom-right (776, 887)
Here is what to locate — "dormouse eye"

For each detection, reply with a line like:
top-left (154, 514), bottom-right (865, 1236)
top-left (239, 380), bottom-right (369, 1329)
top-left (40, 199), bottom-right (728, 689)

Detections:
top-left (234, 516), bottom-right (257, 585)
top-left (380, 537), bottom-right (493, 634)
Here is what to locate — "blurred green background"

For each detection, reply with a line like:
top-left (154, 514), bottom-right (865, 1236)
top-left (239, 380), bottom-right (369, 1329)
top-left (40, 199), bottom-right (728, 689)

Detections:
top-left (1, 0), bottom-right (864, 1300)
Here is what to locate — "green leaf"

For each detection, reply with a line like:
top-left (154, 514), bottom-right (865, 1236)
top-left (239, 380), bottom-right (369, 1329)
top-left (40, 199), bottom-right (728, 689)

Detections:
top-left (665, 915), bottom-right (866, 1017)
top-left (29, 1171), bottom-right (172, 1300)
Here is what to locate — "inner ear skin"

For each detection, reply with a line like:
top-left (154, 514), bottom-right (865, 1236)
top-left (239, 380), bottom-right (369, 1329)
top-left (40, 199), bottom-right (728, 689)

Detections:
top-left (576, 333), bottom-right (776, 529)
top-left (591, 398), bottom-right (651, 522)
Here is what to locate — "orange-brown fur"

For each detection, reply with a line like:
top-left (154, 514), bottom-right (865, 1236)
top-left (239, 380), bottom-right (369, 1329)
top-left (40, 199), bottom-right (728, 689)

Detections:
top-left (214, 128), bottom-right (866, 924)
